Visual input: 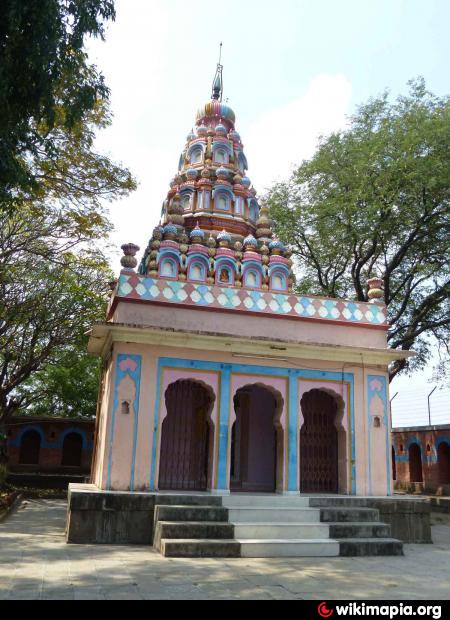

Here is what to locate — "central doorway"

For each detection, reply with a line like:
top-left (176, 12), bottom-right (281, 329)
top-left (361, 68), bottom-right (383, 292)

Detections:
top-left (158, 379), bottom-right (214, 492)
top-left (230, 385), bottom-right (282, 493)
top-left (300, 389), bottom-right (339, 493)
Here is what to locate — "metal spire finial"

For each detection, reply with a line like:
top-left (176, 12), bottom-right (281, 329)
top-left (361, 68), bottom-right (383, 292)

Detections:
top-left (212, 42), bottom-right (223, 102)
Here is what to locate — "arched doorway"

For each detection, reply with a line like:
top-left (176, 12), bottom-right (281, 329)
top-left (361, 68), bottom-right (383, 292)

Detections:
top-left (61, 433), bottom-right (83, 467)
top-left (300, 390), bottom-right (340, 493)
top-left (19, 430), bottom-right (41, 465)
top-left (230, 385), bottom-right (283, 493)
top-left (392, 446), bottom-right (397, 481)
top-left (438, 442), bottom-right (450, 484)
top-left (409, 443), bottom-right (423, 483)
top-left (159, 379), bottom-right (214, 491)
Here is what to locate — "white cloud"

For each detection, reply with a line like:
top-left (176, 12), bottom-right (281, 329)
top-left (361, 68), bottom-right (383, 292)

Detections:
top-left (244, 74), bottom-right (352, 194)
top-left (102, 73), bottom-right (352, 261)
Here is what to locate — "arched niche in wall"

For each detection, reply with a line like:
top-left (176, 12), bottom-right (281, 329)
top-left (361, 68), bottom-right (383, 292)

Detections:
top-left (270, 271), bottom-right (288, 292)
top-left (188, 261), bottom-right (207, 283)
top-left (243, 269), bottom-right (261, 289)
top-left (409, 442), bottom-right (423, 483)
top-left (438, 441), bottom-right (450, 484)
top-left (159, 257), bottom-right (178, 279)
top-left (189, 146), bottom-right (203, 165)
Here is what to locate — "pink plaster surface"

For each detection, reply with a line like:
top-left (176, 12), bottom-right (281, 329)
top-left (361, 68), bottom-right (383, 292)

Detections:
top-left (133, 354), bottom-right (157, 492)
top-left (92, 361), bottom-right (114, 489)
top-left (109, 374), bottom-right (136, 490)
top-left (91, 342), bottom-right (391, 496)
top-left (369, 391), bottom-right (390, 496)
top-left (119, 358), bottom-right (138, 373)
top-left (113, 302), bottom-right (388, 350)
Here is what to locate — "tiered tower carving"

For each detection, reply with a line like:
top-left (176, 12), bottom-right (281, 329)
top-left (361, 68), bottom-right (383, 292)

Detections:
top-left (139, 62), bottom-right (296, 294)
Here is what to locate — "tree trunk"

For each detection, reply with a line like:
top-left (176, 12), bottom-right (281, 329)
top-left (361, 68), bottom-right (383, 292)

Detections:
top-left (0, 422), bottom-right (8, 468)
top-left (0, 405), bottom-right (10, 466)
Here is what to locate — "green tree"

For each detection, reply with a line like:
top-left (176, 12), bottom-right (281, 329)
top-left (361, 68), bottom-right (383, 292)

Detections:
top-left (0, 204), bottom-right (113, 422)
top-left (267, 79), bottom-right (450, 381)
top-left (0, 0), bottom-right (115, 207)
top-left (0, 101), bottom-right (135, 462)
top-left (19, 349), bottom-right (101, 420)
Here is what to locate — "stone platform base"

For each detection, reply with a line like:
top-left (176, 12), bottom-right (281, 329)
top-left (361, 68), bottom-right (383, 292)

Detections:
top-left (66, 485), bottom-right (431, 556)
top-left (430, 497), bottom-right (450, 514)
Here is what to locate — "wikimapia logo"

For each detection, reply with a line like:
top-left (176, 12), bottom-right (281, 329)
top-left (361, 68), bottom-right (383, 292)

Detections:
top-left (317, 603), bottom-right (442, 620)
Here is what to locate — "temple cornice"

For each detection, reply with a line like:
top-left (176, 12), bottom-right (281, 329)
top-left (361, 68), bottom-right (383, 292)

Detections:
top-left (87, 321), bottom-right (413, 367)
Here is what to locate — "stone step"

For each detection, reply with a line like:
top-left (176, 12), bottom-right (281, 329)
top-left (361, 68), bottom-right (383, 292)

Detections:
top-left (228, 507), bottom-right (321, 523)
top-left (222, 495), bottom-right (310, 508)
top-left (239, 539), bottom-right (340, 558)
top-left (160, 539), bottom-right (241, 558)
top-left (154, 505), bottom-right (228, 523)
top-left (155, 494), bottom-right (222, 507)
top-left (233, 522), bottom-right (330, 539)
top-left (328, 522), bottom-right (391, 539)
top-left (338, 538), bottom-right (404, 557)
top-left (309, 497), bottom-right (372, 508)
top-left (154, 521), bottom-right (234, 546)
top-left (320, 507), bottom-right (380, 523)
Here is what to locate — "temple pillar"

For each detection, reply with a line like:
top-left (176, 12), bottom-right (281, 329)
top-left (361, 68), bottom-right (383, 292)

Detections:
top-left (214, 365), bottom-right (232, 493)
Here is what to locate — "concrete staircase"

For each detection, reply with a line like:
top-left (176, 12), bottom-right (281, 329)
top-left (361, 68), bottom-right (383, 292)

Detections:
top-left (309, 497), bottom-right (404, 557)
top-left (153, 496), bottom-right (240, 558)
top-left (153, 494), bottom-right (403, 558)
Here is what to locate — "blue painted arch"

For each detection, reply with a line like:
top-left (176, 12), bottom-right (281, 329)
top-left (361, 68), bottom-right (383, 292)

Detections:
top-left (58, 427), bottom-right (89, 450)
top-left (9, 425), bottom-right (46, 449)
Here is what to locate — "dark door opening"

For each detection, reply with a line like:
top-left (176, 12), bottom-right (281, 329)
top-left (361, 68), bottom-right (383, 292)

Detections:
top-left (19, 430), bottom-right (41, 465)
top-left (409, 443), bottom-right (423, 483)
top-left (159, 380), bottom-right (213, 492)
top-left (392, 446), bottom-right (397, 481)
top-left (300, 389), bottom-right (338, 493)
top-left (438, 442), bottom-right (450, 484)
top-left (62, 433), bottom-right (83, 467)
top-left (230, 385), bottom-right (278, 493)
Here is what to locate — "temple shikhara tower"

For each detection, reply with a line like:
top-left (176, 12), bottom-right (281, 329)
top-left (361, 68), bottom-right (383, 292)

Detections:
top-left (67, 59), bottom-right (414, 558)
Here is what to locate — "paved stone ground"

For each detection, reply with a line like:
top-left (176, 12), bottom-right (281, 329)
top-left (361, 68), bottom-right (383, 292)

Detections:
top-left (1, 499), bottom-right (449, 600)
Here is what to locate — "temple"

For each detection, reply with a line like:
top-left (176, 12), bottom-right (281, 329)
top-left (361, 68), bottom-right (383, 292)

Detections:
top-left (66, 61), bottom-right (419, 558)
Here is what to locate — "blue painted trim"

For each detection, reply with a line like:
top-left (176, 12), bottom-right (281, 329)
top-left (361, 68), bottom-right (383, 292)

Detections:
top-left (8, 425), bottom-right (45, 448)
top-left (436, 436), bottom-right (450, 450)
top-left (217, 365), bottom-right (232, 490)
top-left (407, 437), bottom-right (422, 449)
top-left (367, 375), bottom-right (390, 495)
top-left (107, 354), bottom-right (142, 491)
top-left (130, 359), bottom-right (142, 492)
top-left (212, 141), bottom-right (233, 155)
top-left (150, 362), bottom-right (163, 490)
top-left (57, 427), bottom-right (88, 450)
top-left (288, 371), bottom-right (299, 492)
top-left (8, 425), bottom-right (92, 450)
top-left (187, 143), bottom-right (205, 159)
top-left (152, 357), bottom-right (356, 494)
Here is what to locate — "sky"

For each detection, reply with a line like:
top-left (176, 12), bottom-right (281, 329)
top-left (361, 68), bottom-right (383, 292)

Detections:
top-left (86, 0), bottom-right (450, 426)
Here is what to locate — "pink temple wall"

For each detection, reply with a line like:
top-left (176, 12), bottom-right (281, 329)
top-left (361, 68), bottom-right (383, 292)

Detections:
top-left (92, 359), bottom-right (114, 489)
top-left (113, 302), bottom-right (388, 350)
top-left (91, 342), bottom-right (391, 496)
